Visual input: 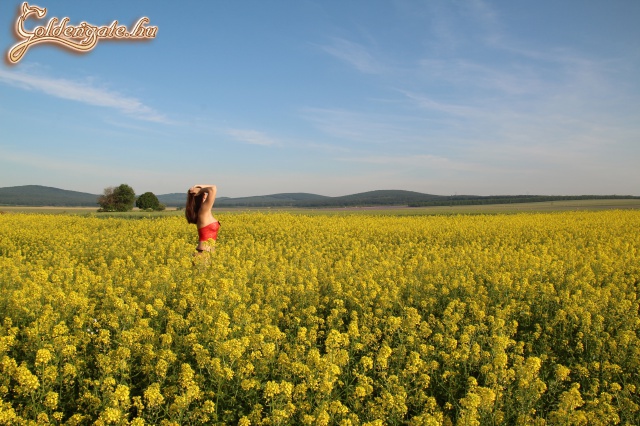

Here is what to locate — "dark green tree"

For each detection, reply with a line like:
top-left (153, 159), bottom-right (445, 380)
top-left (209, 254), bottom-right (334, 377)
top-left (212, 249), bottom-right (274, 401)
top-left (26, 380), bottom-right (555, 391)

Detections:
top-left (97, 184), bottom-right (136, 211)
top-left (136, 191), bottom-right (165, 211)
top-left (113, 184), bottom-right (136, 211)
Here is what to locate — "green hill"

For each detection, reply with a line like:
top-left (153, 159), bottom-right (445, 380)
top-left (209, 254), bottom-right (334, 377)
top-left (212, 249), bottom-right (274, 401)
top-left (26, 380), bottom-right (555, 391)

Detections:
top-left (0, 186), bottom-right (442, 208)
top-left (161, 192), bottom-right (334, 208)
top-left (318, 190), bottom-right (445, 207)
top-left (214, 193), bottom-right (331, 207)
top-left (0, 185), bottom-right (99, 207)
top-left (156, 193), bottom-right (187, 207)
top-left (1, 185), bottom-right (638, 209)
top-left (157, 192), bottom-right (252, 207)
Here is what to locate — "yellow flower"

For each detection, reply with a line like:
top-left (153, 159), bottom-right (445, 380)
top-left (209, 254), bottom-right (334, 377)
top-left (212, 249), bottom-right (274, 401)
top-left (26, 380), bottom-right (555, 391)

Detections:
top-left (44, 391), bottom-right (59, 410)
top-left (144, 383), bottom-right (165, 408)
top-left (1, 210), bottom-right (640, 423)
top-left (555, 364), bottom-right (571, 382)
top-left (35, 348), bottom-right (52, 366)
top-left (14, 365), bottom-right (39, 395)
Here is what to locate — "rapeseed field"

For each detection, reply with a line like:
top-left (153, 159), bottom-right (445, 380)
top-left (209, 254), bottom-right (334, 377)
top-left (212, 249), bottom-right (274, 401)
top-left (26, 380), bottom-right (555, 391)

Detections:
top-left (0, 211), bottom-right (639, 425)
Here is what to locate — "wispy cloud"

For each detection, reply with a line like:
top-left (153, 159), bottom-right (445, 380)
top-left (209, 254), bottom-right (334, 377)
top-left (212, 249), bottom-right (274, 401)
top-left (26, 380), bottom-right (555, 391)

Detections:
top-left (0, 147), bottom-right (186, 194)
top-left (398, 90), bottom-right (482, 118)
top-left (418, 59), bottom-right (546, 97)
top-left (318, 37), bottom-right (382, 74)
top-left (304, 141), bottom-right (351, 154)
top-left (225, 128), bottom-right (279, 146)
top-left (339, 153), bottom-right (449, 165)
top-left (301, 107), bottom-right (434, 146)
top-left (337, 153), bottom-right (489, 173)
top-left (0, 68), bottom-right (169, 123)
top-left (464, 0), bottom-right (503, 45)
top-left (1, 148), bottom-right (133, 177)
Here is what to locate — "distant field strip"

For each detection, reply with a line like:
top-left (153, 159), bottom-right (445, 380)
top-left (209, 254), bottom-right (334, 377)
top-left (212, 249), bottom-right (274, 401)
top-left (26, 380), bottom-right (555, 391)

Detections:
top-left (1, 211), bottom-right (639, 424)
top-left (1, 197), bottom-right (640, 216)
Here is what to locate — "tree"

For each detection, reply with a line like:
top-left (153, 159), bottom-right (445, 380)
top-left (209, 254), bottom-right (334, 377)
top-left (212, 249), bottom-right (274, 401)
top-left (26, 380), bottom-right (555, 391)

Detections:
top-left (136, 192), bottom-right (165, 211)
top-left (97, 187), bottom-right (116, 211)
top-left (97, 184), bottom-right (136, 212)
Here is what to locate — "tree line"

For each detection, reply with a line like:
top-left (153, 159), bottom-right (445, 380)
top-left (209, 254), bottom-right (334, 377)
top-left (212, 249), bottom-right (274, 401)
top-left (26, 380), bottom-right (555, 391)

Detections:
top-left (97, 184), bottom-right (165, 212)
top-left (408, 194), bottom-right (639, 207)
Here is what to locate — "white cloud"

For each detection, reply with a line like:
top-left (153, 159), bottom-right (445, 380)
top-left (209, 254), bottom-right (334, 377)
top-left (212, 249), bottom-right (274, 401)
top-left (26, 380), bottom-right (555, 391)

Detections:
top-left (1, 148), bottom-right (143, 178)
top-left (304, 141), bottom-right (351, 154)
top-left (301, 107), bottom-right (433, 146)
top-left (337, 153), bottom-right (492, 174)
top-left (318, 37), bottom-right (382, 74)
top-left (464, 0), bottom-right (503, 45)
top-left (225, 128), bottom-right (279, 146)
top-left (398, 90), bottom-right (481, 118)
top-left (0, 68), bottom-right (169, 123)
top-left (0, 147), bottom-right (191, 194)
top-left (339, 153), bottom-right (448, 166)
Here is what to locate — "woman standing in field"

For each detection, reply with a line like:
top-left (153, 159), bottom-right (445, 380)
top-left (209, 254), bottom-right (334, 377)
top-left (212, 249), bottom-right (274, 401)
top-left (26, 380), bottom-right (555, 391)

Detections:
top-left (185, 184), bottom-right (220, 252)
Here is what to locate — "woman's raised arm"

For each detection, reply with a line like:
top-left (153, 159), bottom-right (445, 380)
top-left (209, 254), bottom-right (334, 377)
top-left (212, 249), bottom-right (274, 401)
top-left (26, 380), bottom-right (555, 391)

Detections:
top-left (189, 184), bottom-right (216, 194)
top-left (197, 185), bottom-right (217, 210)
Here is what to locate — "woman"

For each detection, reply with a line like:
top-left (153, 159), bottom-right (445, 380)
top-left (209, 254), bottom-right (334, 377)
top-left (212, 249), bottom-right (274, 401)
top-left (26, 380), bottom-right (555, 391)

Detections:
top-left (185, 184), bottom-right (220, 252)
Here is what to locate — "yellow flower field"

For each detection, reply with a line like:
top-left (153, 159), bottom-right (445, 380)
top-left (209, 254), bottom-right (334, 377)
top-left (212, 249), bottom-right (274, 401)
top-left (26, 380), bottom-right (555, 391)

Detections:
top-left (0, 211), bottom-right (639, 425)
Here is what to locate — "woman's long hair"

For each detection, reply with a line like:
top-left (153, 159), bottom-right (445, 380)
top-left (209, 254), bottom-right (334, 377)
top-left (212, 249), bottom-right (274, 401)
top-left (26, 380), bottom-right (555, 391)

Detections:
top-left (185, 191), bottom-right (203, 224)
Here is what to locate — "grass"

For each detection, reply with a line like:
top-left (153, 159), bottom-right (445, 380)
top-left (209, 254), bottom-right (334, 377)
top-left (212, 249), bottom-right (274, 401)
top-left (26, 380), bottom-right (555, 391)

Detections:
top-left (1, 198), bottom-right (640, 217)
top-left (332, 198), bottom-right (640, 216)
top-left (0, 206), bottom-right (182, 218)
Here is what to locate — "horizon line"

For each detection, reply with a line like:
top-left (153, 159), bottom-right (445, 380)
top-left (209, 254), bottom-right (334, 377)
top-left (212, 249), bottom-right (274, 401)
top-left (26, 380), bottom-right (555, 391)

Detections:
top-left (0, 184), bottom-right (638, 199)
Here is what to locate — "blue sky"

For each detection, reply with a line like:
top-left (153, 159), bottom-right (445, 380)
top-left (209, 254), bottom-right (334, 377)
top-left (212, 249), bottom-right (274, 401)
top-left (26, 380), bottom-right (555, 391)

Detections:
top-left (1, 1), bottom-right (639, 197)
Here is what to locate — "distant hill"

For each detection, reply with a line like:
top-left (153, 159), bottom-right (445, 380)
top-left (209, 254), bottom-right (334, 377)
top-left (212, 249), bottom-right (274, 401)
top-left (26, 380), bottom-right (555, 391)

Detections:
top-left (0, 185), bottom-right (99, 206)
top-left (407, 194), bottom-right (640, 207)
top-left (156, 193), bottom-right (187, 207)
top-left (213, 190), bottom-right (446, 208)
top-left (1, 185), bottom-right (638, 208)
top-left (157, 192), bottom-right (232, 207)
top-left (214, 192), bottom-right (331, 207)
top-left (158, 191), bottom-right (419, 207)
top-left (0, 186), bottom-right (445, 208)
top-left (326, 190), bottom-right (445, 207)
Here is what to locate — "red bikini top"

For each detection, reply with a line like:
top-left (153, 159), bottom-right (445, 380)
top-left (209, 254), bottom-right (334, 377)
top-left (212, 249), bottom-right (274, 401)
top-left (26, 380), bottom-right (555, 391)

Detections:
top-left (198, 221), bottom-right (220, 242)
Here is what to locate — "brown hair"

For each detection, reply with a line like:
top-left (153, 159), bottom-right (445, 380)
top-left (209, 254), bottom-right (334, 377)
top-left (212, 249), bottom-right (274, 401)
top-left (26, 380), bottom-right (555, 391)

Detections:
top-left (185, 191), bottom-right (203, 224)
